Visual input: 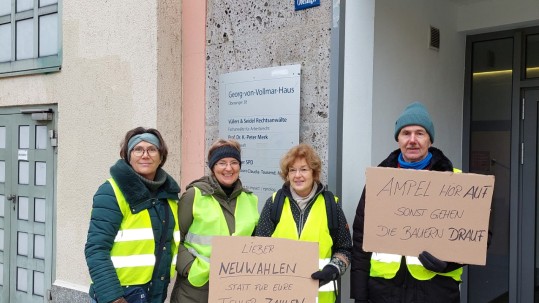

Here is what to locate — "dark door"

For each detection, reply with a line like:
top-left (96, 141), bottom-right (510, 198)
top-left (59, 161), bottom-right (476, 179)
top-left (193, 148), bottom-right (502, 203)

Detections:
top-left (522, 88), bottom-right (539, 303)
top-left (465, 28), bottom-right (539, 303)
top-left (466, 35), bottom-right (513, 303)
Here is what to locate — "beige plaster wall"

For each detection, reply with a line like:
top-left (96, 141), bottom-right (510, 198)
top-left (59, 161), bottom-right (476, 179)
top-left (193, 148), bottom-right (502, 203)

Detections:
top-left (0, 0), bottom-right (182, 290)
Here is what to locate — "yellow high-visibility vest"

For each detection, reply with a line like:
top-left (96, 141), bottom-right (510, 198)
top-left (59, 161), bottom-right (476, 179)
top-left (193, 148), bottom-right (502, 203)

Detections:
top-left (370, 253), bottom-right (462, 281)
top-left (271, 193), bottom-right (336, 303)
top-left (108, 178), bottom-right (180, 285)
top-left (185, 187), bottom-right (259, 287)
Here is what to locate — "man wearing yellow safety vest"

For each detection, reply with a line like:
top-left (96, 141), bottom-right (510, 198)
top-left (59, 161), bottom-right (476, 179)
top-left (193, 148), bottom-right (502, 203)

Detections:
top-left (170, 139), bottom-right (259, 303)
top-left (85, 127), bottom-right (181, 303)
top-left (351, 103), bottom-right (464, 303)
top-left (256, 143), bottom-right (352, 303)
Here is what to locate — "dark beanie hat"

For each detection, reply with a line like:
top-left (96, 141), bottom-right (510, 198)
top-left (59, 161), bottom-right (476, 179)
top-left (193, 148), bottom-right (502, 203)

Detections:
top-left (208, 145), bottom-right (241, 169)
top-left (394, 102), bottom-right (435, 143)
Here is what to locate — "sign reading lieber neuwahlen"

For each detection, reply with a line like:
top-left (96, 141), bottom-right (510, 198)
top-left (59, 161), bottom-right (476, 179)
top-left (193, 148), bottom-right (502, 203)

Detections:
top-left (209, 236), bottom-right (319, 303)
top-left (295, 0), bottom-right (320, 11)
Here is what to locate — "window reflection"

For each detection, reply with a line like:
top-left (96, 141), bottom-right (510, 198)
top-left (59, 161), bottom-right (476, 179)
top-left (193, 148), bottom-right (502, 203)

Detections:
top-left (18, 232), bottom-right (28, 256)
top-left (526, 34), bottom-right (539, 78)
top-left (19, 125), bottom-right (29, 149)
top-left (17, 267), bottom-right (28, 292)
top-left (468, 37), bottom-right (512, 302)
top-left (33, 271), bottom-right (44, 296)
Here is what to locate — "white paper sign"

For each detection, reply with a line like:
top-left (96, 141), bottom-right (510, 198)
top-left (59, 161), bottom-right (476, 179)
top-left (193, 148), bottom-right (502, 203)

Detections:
top-left (18, 149), bottom-right (28, 160)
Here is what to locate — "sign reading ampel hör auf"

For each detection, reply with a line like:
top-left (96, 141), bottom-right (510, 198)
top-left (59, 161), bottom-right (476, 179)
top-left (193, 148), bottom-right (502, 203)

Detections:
top-left (363, 167), bottom-right (494, 265)
top-left (209, 236), bottom-right (318, 303)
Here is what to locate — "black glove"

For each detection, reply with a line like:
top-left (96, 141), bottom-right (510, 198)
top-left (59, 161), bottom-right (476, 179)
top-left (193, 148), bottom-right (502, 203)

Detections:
top-left (311, 264), bottom-right (339, 287)
top-left (418, 251), bottom-right (447, 272)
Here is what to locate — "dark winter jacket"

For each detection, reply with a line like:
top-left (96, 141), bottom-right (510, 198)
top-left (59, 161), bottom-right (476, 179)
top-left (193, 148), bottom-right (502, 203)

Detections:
top-left (255, 182), bottom-right (352, 274)
top-left (85, 159), bottom-right (180, 303)
top-left (350, 147), bottom-right (463, 303)
top-left (170, 175), bottom-right (257, 303)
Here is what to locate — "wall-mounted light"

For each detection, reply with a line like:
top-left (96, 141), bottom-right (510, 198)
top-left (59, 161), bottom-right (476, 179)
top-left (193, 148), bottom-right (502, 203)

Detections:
top-left (20, 108), bottom-right (54, 121)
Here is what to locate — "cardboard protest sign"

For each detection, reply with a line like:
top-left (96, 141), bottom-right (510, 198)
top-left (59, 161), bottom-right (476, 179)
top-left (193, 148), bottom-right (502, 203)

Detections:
top-left (209, 236), bottom-right (319, 303)
top-left (364, 167), bottom-right (494, 265)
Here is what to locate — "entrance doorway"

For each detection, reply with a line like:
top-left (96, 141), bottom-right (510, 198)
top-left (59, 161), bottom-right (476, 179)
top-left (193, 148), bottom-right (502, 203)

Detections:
top-left (0, 106), bottom-right (56, 302)
top-left (522, 88), bottom-right (539, 303)
top-left (464, 27), bottom-right (539, 302)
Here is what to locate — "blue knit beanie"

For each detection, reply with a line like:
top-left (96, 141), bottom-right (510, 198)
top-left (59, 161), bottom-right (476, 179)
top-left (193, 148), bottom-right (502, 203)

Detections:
top-left (394, 102), bottom-right (435, 143)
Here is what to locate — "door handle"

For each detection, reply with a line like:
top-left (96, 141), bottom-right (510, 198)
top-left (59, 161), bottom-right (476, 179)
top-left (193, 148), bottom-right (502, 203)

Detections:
top-left (6, 194), bottom-right (16, 210)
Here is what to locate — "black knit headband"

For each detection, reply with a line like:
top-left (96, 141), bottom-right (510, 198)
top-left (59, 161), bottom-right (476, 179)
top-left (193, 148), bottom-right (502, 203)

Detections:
top-left (208, 145), bottom-right (241, 169)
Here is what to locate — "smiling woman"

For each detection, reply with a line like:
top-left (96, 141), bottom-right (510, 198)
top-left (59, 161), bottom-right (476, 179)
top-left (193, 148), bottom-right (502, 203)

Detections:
top-left (85, 127), bottom-right (180, 303)
top-left (171, 138), bottom-right (259, 303)
top-left (255, 143), bottom-right (352, 303)
top-left (129, 141), bottom-right (161, 180)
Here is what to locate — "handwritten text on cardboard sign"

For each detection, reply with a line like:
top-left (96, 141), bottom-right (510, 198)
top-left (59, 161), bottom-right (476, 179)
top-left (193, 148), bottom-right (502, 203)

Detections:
top-left (363, 167), bottom-right (494, 265)
top-left (209, 236), bottom-right (319, 303)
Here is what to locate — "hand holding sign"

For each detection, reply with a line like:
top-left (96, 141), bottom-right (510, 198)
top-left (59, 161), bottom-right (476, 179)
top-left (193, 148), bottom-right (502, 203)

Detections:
top-left (311, 265), bottom-right (339, 287)
top-left (418, 251), bottom-right (448, 272)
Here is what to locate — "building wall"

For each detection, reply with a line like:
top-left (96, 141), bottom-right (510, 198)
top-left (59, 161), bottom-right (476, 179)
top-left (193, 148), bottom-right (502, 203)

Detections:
top-left (180, 1), bottom-right (207, 191)
top-left (341, 1), bottom-right (375, 300)
top-left (341, 1), bottom-right (539, 302)
top-left (457, 0), bottom-right (539, 33)
top-left (204, 0), bottom-right (333, 182)
top-left (371, 0), bottom-right (465, 169)
top-left (340, 1), bottom-right (466, 300)
top-left (1, 0), bottom-right (533, 301)
top-left (0, 0), bottom-right (182, 301)
top-left (341, 0), bottom-right (466, 254)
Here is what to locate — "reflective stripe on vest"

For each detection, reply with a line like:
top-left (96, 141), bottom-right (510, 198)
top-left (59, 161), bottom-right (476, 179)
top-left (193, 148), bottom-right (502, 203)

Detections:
top-left (369, 167), bottom-right (464, 282)
top-left (185, 187), bottom-right (259, 287)
top-left (271, 193), bottom-right (336, 303)
top-left (370, 253), bottom-right (462, 281)
top-left (108, 178), bottom-right (180, 285)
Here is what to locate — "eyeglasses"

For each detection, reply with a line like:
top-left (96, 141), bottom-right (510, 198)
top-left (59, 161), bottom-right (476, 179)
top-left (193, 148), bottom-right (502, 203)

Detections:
top-left (131, 147), bottom-right (159, 157)
top-left (288, 167), bottom-right (312, 176)
top-left (215, 161), bottom-right (240, 168)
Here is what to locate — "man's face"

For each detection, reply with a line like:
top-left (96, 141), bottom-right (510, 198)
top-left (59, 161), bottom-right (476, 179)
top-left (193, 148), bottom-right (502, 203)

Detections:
top-left (397, 125), bottom-right (432, 162)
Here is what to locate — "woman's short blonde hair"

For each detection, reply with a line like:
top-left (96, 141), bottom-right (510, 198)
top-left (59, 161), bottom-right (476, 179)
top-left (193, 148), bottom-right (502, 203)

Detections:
top-left (279, 143), bottom-right (321, 182)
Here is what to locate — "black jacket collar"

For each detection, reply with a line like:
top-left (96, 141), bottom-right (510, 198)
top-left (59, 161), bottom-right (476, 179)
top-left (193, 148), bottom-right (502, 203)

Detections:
top-left (109, 159), bottom-right (180, 212)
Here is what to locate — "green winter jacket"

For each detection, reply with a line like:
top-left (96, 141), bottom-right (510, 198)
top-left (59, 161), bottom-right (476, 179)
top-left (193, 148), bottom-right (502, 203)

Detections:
top-left (85, 159), bottom-right (180, 303)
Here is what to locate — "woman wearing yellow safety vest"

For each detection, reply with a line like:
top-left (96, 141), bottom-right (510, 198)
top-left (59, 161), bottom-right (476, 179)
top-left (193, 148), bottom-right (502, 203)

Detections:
top-left (85, 127), bottom-right (181, 303)
top-left (350, 102), bottom-right (464, 303)
top-left (255, 143), bottom-right (352, 303)
top-left (170, 139), bottom-right (259, 303)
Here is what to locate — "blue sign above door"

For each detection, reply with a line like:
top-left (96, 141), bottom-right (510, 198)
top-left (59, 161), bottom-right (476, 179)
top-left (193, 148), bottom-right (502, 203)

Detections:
top-left (295, 0), bottom-right (320, 11)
